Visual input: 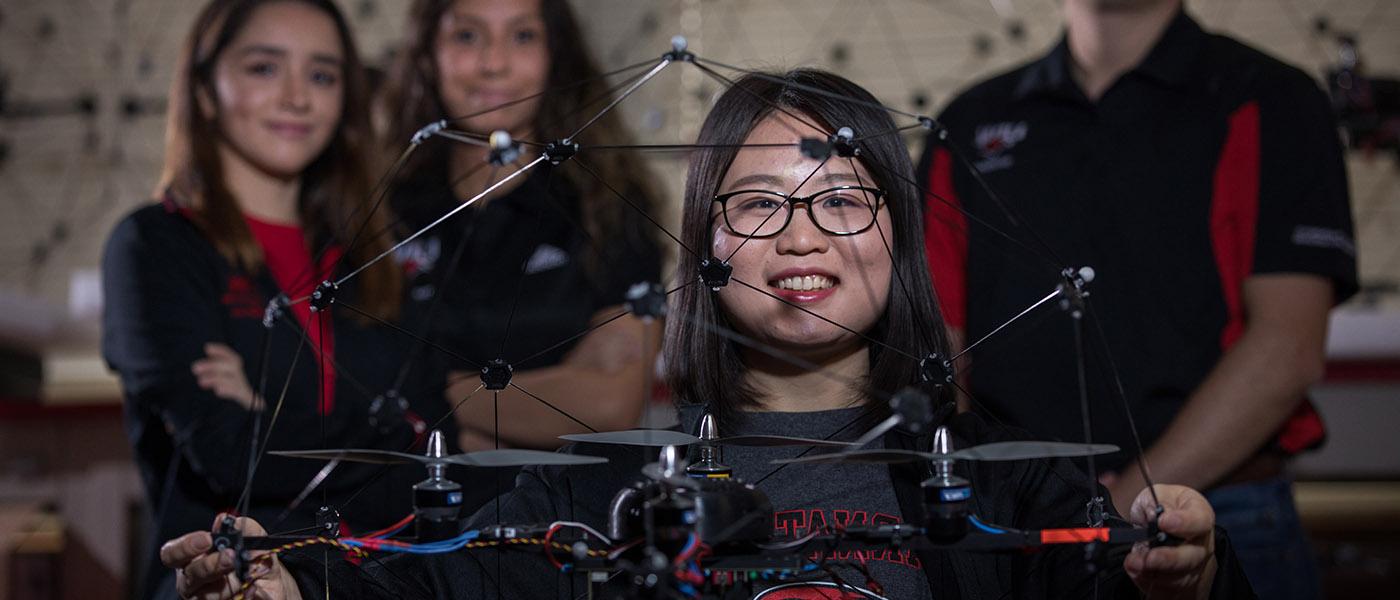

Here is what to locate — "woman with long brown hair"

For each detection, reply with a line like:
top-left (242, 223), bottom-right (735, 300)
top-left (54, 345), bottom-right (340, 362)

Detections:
top-left (102, 1), bottom-right (449, 597)
top-left (378, 0), bottom-right (665, 490)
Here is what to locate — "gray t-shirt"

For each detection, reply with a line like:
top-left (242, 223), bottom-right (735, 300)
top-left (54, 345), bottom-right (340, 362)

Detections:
top-left (720, 407), bottom-right (932, 600)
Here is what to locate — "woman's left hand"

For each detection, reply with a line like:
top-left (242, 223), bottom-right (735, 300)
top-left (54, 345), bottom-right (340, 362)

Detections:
top-left (1124, 484), bottom-right (1217, 600)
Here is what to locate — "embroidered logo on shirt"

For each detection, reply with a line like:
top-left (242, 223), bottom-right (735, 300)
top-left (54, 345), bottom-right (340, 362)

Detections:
top-left (524, 243), bottom-right (570, 274)
top-left (973, 120), bottom-right (1028, 173)
top-left (395, 237), bottom-right (441, 277)
top-left (1291, 225), bottom-right (1356, 256)
top-left (221, 275), bottom-right (265, 320)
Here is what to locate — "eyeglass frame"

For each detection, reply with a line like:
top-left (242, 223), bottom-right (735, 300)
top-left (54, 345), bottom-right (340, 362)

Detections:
top-left (710, 185), bottom-right (887, 239)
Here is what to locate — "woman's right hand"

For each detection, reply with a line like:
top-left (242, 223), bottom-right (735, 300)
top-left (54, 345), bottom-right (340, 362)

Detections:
top-left (192, 343), bottom-right (260, 410)
top-left (160, 515), bottom-right (301, 600)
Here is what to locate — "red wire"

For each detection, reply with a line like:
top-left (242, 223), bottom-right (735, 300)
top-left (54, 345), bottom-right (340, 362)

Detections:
top-left (362, 513), bottom-right (415, 539)
top-left (543, 524), bottom-right (566, 570)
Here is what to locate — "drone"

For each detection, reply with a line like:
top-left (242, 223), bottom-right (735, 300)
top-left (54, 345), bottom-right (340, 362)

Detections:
top-left (218, 402), bottom-right (1175, 598)
top-left (206, 34), bottom-right (1176, 600)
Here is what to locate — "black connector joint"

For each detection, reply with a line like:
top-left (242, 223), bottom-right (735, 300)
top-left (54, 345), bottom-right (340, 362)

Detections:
top-left (481, 359), bottom-right (513, 391)
top-left (919, 353), bottom-right (955, 385)
top-left (309, 280), bottom-right (337, 313)
top-left (544, 139), bottom-right (579, 165)
top-left (1057, 266), bottom-right (1094, 317)
top-left (211, 514), bottom-right (250, 581)
top-left (831, 127), bottom-right (860, 158)
top-left (625, 281), bottom-right (667, 320)
top-left (316, 506), bottom-right (342, 538)
top-left (368, 389), bottom-right (409, 433)
top-left (698, 258), bottom-right (733, 290)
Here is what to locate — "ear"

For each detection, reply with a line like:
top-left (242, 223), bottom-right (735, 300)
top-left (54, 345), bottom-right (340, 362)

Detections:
top-left (195, 77), bottom-right (218, 121)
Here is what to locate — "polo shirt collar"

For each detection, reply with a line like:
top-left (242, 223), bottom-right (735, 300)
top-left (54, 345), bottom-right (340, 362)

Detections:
top-left (1014, 9), bottom-right (1206, 101)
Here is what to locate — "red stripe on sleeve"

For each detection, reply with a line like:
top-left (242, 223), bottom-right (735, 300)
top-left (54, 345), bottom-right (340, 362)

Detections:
top-left (924, 147), bottom-right (969, 329)
top-left (1210, 101), bottom-right (1260, 350)
top-left (1210, 101), bottom-right (1324, 454)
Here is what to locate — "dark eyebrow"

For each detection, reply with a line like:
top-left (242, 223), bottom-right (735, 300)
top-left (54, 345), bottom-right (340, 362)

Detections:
top-left (237, 45), bottom-right (287, 58)
top-left (311, 53), bottom-right (342, 67)
top-left (725, 171), bottom-right (863, 190)
top-left (819, 172), bottom-right (862, 185)
top-left (725, 174), bottom-right (785, 189)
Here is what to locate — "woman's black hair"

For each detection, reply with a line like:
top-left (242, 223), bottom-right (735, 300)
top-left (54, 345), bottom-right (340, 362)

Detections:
top-left (663, 69), bottom-right (953, 428)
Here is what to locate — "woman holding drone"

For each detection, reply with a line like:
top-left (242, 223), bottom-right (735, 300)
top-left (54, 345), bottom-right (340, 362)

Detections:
top-left (158, 69), bottom-right (1250, 599)
top-left (102, 1), bottom-right (453, 597)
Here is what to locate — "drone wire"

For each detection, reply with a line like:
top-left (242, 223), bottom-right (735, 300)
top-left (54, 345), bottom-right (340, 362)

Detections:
top-left (445, 56), bottom-right (661, 125)
top-left (730, 277), bottom-right (921, 361)
top-left (335, 155), bottom-right (548, 287)
top-left (951, 287), bottom-right (1062, 363)
top-left (1085, 299), bottom-right (1162, 510)
top-left (494, 165), bottom-right (544, 360)
top-left (337, 300), bottom-right (484, 370)
top-left (860, 153), bottom-right (1061, 271)
top-left (284, 143), bottom-right (420, 297)
top-left (852, 121), bottom-right (926, 142)
top-left (507, 382), bottom-right (600, 433)
top-left (721, 156), bottom-right (832, 263)
top-left (234, 328), bottom-right (308, 519)
top-left (568, 58), bottom-right (673, 141)
top-left (930, 127), bottom-right (1068, 267)
top-left (579, 142), bottom-right (801, 152)
top-left (695, 57), bottom-right (926, 122)
top-left (431, 129), bottom-right (495, 148)
top-left (1071, 311), bottom-right (1103, 523)
top-left (236, 317), bottom-right (278, 519)
top-left (688, 61), bottom-right (835, 136)
top-left (848, 157), bottom-right (944, 363)
top-left (570, 157), bottom-right (699, 259)
top-left (513, 280), bottom-right (694, 366)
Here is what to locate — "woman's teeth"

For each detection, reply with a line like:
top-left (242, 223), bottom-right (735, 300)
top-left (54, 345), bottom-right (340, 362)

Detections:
top-left (774, 275), bottom-right (834, 291)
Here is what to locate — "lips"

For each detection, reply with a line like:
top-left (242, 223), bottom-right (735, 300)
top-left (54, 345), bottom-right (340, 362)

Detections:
top-left (472, 90), bottom-right (519, 108)
top-left (265, 121), bottom-right (313, 138)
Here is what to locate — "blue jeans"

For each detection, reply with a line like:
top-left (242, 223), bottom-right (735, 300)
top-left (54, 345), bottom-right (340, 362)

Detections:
top-left (1206, 476), bottom-right (1321, 599)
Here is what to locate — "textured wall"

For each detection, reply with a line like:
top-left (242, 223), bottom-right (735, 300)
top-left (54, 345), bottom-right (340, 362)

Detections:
top-left (0, 0), bottom-right (1397, 343)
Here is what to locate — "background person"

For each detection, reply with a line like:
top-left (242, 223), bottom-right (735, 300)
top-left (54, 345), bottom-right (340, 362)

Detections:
top-left (919, 0), bottom-right (1357, 597)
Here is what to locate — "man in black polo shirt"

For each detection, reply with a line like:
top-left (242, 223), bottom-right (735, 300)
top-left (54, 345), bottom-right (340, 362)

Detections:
top-left (918, 0), bottom-right (1357, 597)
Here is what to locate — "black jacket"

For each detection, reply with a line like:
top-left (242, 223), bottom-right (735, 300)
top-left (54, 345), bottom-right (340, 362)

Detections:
top-left (285, 405), bottom-right (1254, 599)
top-left (102, 202), bottom-right (453, 598)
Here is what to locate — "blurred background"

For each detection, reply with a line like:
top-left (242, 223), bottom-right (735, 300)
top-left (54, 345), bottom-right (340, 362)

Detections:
top-left (0, 0), bottom-right (1396, 597)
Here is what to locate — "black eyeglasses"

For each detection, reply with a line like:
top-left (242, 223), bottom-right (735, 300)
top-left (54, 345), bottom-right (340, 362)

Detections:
top-left (711, 185), bottom-right (886, 239)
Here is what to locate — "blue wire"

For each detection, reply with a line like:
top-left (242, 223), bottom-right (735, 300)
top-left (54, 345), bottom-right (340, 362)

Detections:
top-left (968, 516), bottom-right (1006, 534)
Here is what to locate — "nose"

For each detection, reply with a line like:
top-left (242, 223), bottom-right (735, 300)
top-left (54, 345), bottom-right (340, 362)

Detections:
top-left (478, 36), bottom-right (509, 76)
top-left (774, 203), bottom-right (829, 256)
top-left (281, 71), bottom-right (310, 112)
